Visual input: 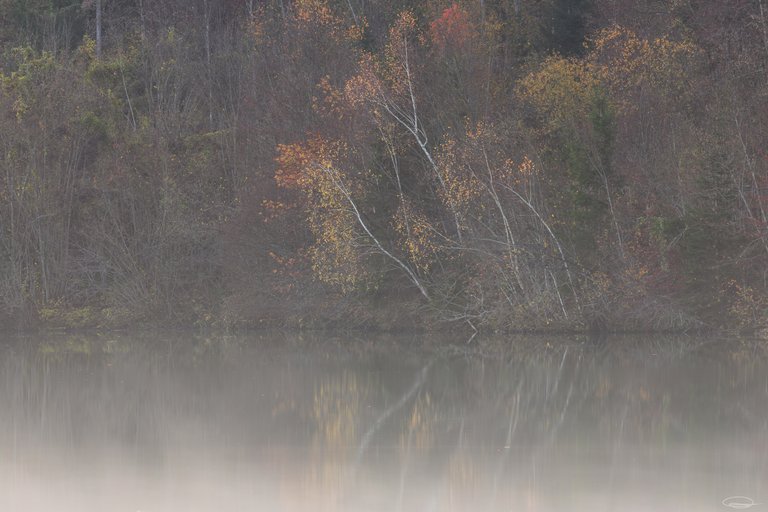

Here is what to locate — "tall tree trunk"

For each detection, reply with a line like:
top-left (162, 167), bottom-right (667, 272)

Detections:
top-left (204, 0), bottom-right (213, 128)
top-left (95, 0), bottom-right (102, 58)
top-left (138, 0), bottom-right (145, 41)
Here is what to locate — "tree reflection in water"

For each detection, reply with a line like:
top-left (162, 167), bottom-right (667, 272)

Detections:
top-left (0, 333), bottom-right (766, 511)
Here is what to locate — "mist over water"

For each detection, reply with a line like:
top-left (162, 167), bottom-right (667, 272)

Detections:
top-left (0, 333), bottom-right (766, 511)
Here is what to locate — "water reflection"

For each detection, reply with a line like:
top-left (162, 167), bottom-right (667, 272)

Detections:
top-left (0, 333), bottom-right (766, 511)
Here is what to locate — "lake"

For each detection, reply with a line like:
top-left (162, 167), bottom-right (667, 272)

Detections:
top-left (0, 332), bottom-right (766, 511)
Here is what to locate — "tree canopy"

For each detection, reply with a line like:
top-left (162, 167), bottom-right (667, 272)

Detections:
top-left (1, 0), bottom-right (767, 333)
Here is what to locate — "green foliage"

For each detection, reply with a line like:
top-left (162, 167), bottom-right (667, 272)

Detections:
top-left (570, 90), bottom-right (615, 233)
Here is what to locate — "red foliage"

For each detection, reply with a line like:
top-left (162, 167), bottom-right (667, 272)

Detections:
top-left (429, 3), bottom-right (474, 53)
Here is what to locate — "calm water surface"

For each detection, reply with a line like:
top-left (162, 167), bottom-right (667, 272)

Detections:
top-left (0, 332), bottom-right (766, 511)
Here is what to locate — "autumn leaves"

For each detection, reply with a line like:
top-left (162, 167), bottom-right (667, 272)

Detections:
top-left (274, 4), bottom-right (584, 323)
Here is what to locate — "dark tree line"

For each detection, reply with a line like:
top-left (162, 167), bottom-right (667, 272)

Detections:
top-left (1, 0), bottom-right (767, 332)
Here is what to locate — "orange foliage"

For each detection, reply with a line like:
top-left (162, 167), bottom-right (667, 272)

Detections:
top-left (342, 53), bottom-right (382, 109)
top-left (275, 136), bottom-right (345, 191)
top-left (429, 3), bottom-right (474, 53)
top-left (275, 137), bottom-right (369, 290)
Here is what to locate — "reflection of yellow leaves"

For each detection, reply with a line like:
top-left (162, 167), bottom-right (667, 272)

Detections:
top-left (305, 372), bottom-right (372, 511)
top-left (271, 399), bottom-right (296, 417)
top-left (596, 375), bottom-right (611, 398)
top-left (313, 371), bottom-right (367, 450)
top-left (638, 386), bottom-right (650, 402)
top-left (448, 448), bottom-right (478, 500)
top-left (730, 350), bottom-right (749, 364)
top-left (400, 393), bottom-right (435, 452)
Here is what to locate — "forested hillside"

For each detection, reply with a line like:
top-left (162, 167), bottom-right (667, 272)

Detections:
top-left (1, 0), bottom-right (767, 332)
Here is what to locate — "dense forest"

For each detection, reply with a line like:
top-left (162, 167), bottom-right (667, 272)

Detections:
top-left (1, 0), bottom-right (767, 333)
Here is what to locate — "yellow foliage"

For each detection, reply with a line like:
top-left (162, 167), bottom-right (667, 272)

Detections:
top-left (294, 0), bottom-right (362, 43)
top-left (276, 137), bottom-right (368, 291)
top-left (1, 47), bottom-right (56, 121)
top-left (79, 35), bottom-right (97, 61)
top-left (435, 137), bottom-right (482, 216)
top-left (517, 56), bottom-right (600, 132)
top-left (518, 25), bottom-right (699, 128)
top-left (342, 53), bottom-right (382, 109)
top-left (588, 25), bottom-right (698, 109)
top-left (376, 10), bottom-right (425, 98)
top-left (394, 201), bottom-right (440, 273)
top-left (248, 15), bottom-right (265, 44)
top-left (727, 280), bottom-right (768, 329)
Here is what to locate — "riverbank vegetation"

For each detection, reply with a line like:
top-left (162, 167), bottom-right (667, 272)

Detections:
top-left (2, 0), bottom-right (767, 333)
